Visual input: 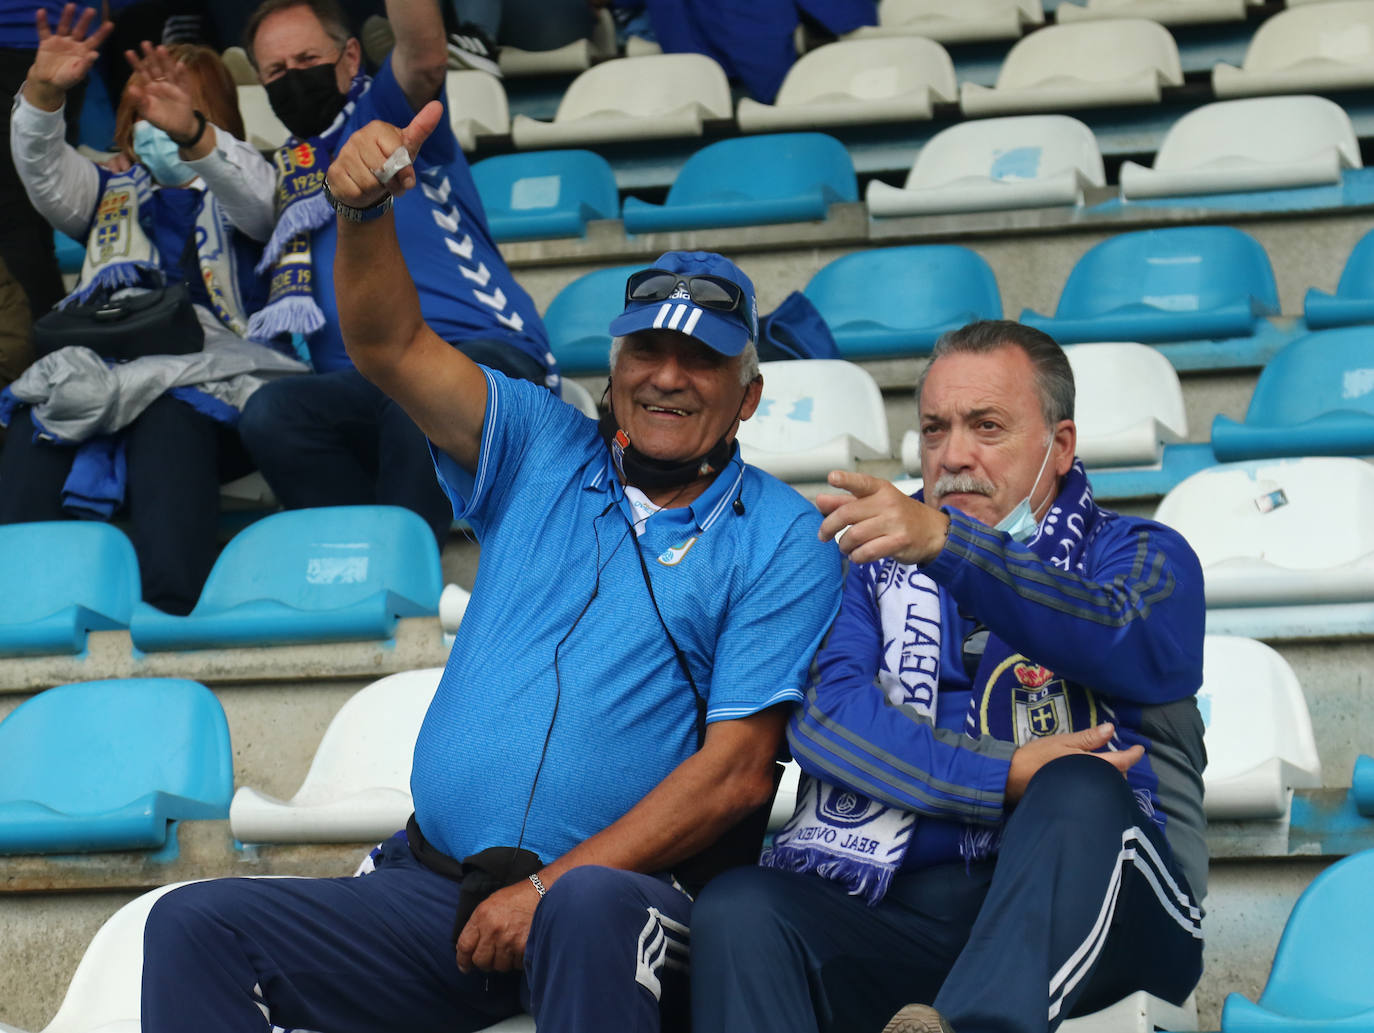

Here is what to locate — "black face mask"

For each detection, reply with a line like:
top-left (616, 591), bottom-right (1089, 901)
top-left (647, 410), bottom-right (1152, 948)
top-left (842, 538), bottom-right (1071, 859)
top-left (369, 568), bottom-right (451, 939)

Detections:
top-left (264, 62), bottom-right (347, 140)
top-left (597, 378), bottom-right (740, 492)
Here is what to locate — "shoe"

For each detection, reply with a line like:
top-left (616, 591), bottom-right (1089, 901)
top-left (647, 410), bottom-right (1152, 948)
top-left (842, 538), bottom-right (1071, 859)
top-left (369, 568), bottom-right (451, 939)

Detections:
top-left (882, 1004), bottom-right (957, 1033)
top-left (447, 23), bottom-right (502, 77)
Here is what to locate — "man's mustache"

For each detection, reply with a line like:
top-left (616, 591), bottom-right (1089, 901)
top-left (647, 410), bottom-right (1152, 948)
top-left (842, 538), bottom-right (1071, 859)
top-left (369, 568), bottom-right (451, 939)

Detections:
top-left (932, 473), bottom-right (995, 497)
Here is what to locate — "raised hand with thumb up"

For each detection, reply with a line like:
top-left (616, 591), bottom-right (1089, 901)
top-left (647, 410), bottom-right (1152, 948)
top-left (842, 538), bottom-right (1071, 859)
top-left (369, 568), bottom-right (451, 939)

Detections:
top-left (325, 100), bottom-right (444, 211)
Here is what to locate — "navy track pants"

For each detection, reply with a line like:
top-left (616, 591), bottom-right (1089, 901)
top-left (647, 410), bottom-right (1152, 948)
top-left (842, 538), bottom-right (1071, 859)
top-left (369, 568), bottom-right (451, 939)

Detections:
top-left (141, 836), bottom-right (692, 1032)
top-left (690, 754), bottom-right (1205, 1033)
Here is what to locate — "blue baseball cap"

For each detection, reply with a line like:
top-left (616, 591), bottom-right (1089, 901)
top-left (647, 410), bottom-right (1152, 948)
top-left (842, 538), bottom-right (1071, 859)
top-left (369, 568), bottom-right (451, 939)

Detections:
top-left (607, 251), bottom-right (759, 358)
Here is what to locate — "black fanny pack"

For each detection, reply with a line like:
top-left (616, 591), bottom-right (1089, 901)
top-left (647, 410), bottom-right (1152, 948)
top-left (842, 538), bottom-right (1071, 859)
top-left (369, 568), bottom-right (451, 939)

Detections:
top-left (32, 283), bottom-right (205, 363)
top-left (406, 814), bottom-right (544, 945)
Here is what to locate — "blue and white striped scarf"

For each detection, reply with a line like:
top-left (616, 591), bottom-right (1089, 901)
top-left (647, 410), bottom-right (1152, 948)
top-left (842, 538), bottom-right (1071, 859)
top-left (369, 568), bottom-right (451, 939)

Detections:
top-left (764, 460), bottom-right (1107, 904)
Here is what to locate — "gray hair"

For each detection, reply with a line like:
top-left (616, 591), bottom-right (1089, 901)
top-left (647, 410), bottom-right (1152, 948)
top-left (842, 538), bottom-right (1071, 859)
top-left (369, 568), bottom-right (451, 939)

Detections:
top-left (609, 336), bottom-right (760, 387)
top-left (244, 0), bottom-right (352, 70)
top-left (914, 319), bottom-right (1075, 430)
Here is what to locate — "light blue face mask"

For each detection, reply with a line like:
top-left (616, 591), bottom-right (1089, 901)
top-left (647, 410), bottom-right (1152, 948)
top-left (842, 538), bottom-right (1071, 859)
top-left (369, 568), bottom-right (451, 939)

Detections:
top-left (132, 120), bottom-right (196, 187)
top-left (994, 437), bottom-right (1056, 543)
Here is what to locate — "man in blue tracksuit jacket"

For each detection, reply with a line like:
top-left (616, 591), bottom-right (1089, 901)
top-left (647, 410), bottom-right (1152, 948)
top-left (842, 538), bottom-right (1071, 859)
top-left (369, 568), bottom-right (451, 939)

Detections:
top-left (692, 319), bottom-right (1208, 1033)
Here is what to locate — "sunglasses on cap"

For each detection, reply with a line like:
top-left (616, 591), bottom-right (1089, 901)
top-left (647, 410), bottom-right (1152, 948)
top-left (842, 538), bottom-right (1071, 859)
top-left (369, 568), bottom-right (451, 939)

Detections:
top-left (624, 268), bottom-right (756, 337)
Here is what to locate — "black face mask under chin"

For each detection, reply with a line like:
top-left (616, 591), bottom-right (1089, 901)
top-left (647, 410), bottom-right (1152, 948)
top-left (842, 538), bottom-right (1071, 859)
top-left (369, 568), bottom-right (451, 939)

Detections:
top-left (597, 409), bottom-right (735, 493)
top-left (265, 62), bottom-right (348, 140)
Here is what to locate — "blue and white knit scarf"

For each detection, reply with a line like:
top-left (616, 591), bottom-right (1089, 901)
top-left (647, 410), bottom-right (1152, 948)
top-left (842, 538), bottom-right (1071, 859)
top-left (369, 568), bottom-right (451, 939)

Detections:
top-left (764, 460), bottom-right (1108, 905)
top-left (246, 73), bottom-right (370, 342)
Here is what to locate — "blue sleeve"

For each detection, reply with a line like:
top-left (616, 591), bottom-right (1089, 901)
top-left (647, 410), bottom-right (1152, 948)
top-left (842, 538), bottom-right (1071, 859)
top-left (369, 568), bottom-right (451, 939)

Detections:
top-left (788, 562), bottom-right (1013, 825)
top-left (705, 510), bottom-right (842, 722)
top-left (428, 369), bottom-right (584, 535)
top-left (357, 56), bottom-right (457, 165)
top-left (924, 511), bottom-right (1205, 704)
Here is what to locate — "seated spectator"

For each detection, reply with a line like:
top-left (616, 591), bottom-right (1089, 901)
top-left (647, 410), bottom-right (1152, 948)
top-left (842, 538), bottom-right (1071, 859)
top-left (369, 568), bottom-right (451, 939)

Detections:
top-left (611, 0), bottom-right (876, 103)
top-left (0, 5), bottom-right (305, 615)
top-left (220, 0), bottom-right (555, 547)
top-left (691, 320), bottom-right (1208, 1033)
top-left (441, 0), bottom-right (599, 76)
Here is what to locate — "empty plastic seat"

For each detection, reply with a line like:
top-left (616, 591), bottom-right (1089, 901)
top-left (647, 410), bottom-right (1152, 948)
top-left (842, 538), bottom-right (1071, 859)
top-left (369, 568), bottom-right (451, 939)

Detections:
top-left (559, 376), bottom-right (600, 418)
top-left (0, 522), bottom-right (140, 656)
top-left (1305, 227), bottom-right (1374, 328)
top-left (1063, 343), bottom-right (1188, 466)
top-left (542, 264), bottom-right (641, 375)
top-left (1221, 850), bottom-right (1374, 1033)
top-left (1213, 1), bottom-right (1374, 98)
top-left (53, 229), bottom-right (83, 273)
top-left (1020, 227), bottom-right (1279, 344)
top-left (1119, 96), bottom-right (1361, 200)
top-left (511, 54), bottom-right (732, 149)
top-left (851, 0), bottom-right (1043, 43)
top-left (737, 38), bottom-right (958, 132)
top-left (471, 150), bottom-right (619, 241)
top-left (867, 115), bottom-right (1104, 216)
top-left (1198, 635), bottom-right (1322, 819)
top-left (445, 70), bottom-right (510, 150)
top-left (960, 20), bottom-right (1183, 116)
top-left (1057, 0), bottom-right (1247, 26)
top-left (230, 668), bottom-right (442, 843)
top-left (804, 246), bottom-right (1002, 360)
top-left (1153, 457), bottom-right (1374, 608)
top-left (236, 83), bottom-right (288, 151)
top-left (623, 134), bottom-right (857, 233)
top-left (1355, 754), bottom-right (1374, 817)
top-left (0, 679), bottom-right (232, 854)
top-left (1211, 328), bottom-right (1374, 461)
top-left (129, 506), bottom-right (443, 651)
top-left (736, 360), bottom-right (891, 481)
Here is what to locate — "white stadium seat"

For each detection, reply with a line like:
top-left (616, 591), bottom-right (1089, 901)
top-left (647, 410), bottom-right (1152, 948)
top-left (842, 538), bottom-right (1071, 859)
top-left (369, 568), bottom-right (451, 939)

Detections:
top-left (1057, 0), bottom-right (1248, 26)
top-left (559, 377), bottom-right (600, 419)
top-left (1153, 457), bottom-right (1374, 608)
top-left (1064, 343), bottom-right (1188, 467)
top-left (1199, 635), bottom-right (1323, 820)
top-left (445, 70), bottom-right (510, 151)
top-left (849, 0), bottom-right (1043, 44)
top-left (1213, 1), bottom-right (1374, 98)
top-left (736, 38), bottom-right (958, 132)
top-left (736, 360), bottom-right (891, 482)
top-left (1119, 96), bottom-right (1361, 199)
top-left (236, 84), bottom-right (288, 151)
top-left (511, 55), bottom-right (732, 149)
top-left (960, 19), bottom-right (1183, 116)
top-left (229, 668), bottom-right (442, 844)
top-left (867, 115), bottom-right (1104, 216)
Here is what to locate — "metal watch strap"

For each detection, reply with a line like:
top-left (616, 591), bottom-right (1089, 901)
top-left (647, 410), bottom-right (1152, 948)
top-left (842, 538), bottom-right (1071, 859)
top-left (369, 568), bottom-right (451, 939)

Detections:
top-left (322, 179), bottom-right (394, 223)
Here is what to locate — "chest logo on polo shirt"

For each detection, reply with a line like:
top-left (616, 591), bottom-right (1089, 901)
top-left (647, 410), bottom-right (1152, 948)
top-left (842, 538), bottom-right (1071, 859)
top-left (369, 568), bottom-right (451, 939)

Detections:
top-left (657, 536), bottom-right (699, 566)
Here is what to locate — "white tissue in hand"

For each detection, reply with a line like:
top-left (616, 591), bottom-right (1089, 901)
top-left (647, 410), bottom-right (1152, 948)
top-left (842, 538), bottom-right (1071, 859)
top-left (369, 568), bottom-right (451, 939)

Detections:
top-left (375, 145), bottom-right (412, 184)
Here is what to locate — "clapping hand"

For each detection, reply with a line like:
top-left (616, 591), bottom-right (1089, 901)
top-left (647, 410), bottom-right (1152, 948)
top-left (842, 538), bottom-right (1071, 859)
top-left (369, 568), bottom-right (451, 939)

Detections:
top-left (124, 41), bottom-right (200, 146)
top-left (26, 3), bottom-right (113, 110)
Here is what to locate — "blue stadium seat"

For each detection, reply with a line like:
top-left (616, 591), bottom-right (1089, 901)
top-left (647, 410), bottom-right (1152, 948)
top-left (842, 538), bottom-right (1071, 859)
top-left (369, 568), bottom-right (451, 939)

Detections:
top-left (0, 678), bottom-right (232, 854)
top-left (1221, 849), bottom-right (1374, 1033)
top-left (1305, 227), bottom-right (1374, 329)
top-left (129, 506), bottom-right (442, 651)
top-left (0, 522), bottom-right (140, 656)
top-left (1021, 227), bottom-right (1280, 345)
top-left (54, 230), bottom-right (84, 274)
top-left (1355, 755), bottom-right (1374, 818)
top-left (1212, 327), bottom-right (1374, 461)
top-left (542, 263), bottom-right (641, 375)
top-left (803, 246), bottom-right (1001, 360)
top-left (621, 133), bottom-right (857, 234)
top-left (470, 149), bottom-right (620, 241)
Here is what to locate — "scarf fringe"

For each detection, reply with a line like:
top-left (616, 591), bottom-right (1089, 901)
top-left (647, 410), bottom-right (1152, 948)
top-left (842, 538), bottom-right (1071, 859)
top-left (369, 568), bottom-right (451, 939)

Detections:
top-left (257, 193), bottom-right (333, 274)
top-left (246, 295), bottom-right (325, 340)
top-left (958, 824), bottom-right (1002, 864)
top-left (62, 261), bottom-right (162, 307)
top-left (762, 844), bottom-right (897, 906)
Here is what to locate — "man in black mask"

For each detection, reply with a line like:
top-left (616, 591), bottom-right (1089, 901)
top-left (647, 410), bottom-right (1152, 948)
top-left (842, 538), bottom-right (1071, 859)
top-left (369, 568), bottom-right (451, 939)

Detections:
top-left (204, 0), bottom-right (556, 546)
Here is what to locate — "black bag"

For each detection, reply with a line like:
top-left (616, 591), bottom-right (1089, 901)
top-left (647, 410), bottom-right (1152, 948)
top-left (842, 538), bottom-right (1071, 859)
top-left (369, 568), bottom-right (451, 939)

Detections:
top-left (31, 283), bottom-right (204, 362)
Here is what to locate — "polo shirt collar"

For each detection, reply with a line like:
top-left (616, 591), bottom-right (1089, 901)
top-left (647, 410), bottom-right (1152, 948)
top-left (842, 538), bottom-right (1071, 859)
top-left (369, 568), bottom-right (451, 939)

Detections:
top-left (585, 442), bottom-right (746, 533)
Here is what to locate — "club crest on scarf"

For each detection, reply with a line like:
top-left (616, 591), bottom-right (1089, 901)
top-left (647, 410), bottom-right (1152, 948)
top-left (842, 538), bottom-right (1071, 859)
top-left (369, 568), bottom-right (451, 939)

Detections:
top-left (976, 656), bottom-right (1100, 744)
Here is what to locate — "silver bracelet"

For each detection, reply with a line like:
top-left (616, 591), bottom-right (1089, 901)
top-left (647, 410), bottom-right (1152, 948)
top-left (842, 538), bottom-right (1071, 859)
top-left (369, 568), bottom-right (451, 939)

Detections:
top-left (322, 179), bottom-right (393, 223)
top-left (528, 873), bottom-right (547, 897)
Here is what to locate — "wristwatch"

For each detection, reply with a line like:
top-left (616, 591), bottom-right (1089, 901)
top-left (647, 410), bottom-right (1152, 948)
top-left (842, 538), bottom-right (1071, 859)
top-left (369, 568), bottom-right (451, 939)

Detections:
top-left (322, 179), bottom-right (394, 223)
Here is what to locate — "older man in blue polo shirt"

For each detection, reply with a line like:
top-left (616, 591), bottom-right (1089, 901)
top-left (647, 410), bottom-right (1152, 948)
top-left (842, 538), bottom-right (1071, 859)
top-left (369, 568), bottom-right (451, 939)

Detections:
top-left (138, 99), bottom-right (842, 1033)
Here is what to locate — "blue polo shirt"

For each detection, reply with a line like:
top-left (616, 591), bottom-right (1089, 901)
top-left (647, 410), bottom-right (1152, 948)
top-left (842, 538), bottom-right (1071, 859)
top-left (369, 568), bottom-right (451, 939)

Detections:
top-left (307, 59), bottom-right (552, 377)
top-left (410, 369), bottom-right (842, 864)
